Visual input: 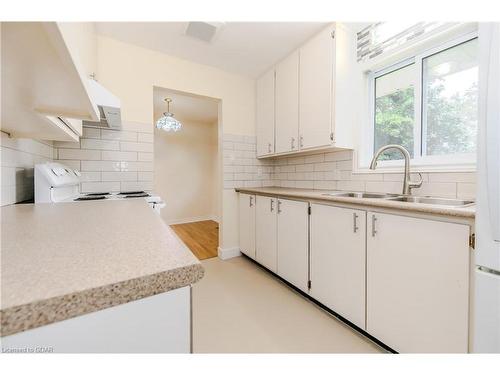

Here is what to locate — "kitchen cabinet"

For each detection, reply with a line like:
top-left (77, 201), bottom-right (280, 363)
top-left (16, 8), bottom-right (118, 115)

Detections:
top-left (275, 50), bottom-right (299, 154)
top-left (256, 23), bottom-right (358, 158)
top-left (255, 195), bottom-right (278, 272)
top-left (310, 204), bottom-right (366, 329)
top-left (276, 199), bottom-right (309, 292)
top-left (1, 22), bottom-right (99, 141)
top-left (299, 26), bottom-right (334, 150)
top-left (239, 193), bottom-right (256, 259)
top-left (256, 69), bottom-right (275, 157)
top-left (366, 212), bottom-right (470, 353)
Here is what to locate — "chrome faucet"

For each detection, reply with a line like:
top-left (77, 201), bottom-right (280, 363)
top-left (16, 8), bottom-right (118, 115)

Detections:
top-left (369, 144), bottom-right (423, 195)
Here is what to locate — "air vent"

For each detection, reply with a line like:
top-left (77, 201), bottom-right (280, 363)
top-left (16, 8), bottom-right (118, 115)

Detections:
top-left (184, 22), bottom-right (224, 43)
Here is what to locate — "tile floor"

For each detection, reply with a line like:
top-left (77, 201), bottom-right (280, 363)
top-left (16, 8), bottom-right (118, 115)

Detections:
top-left (192, 256), bottom-right (384, 353)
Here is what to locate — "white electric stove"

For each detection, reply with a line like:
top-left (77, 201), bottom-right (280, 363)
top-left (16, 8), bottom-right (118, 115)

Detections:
top-left (34, 162), bottom-right (165, 214)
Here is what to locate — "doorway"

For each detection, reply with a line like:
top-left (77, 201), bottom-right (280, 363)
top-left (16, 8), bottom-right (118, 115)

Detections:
top-left (153, 87), bottom-right (220, 260)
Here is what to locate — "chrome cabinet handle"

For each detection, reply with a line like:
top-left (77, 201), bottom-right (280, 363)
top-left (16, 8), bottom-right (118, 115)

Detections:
top-left (249, 196), bottom-right (253, 207)
top-left (277, 199), bottom-right (282, 214)
top-left (268, 143), bottom-right (272, 153)
top-left (371, 215), bottom-right (377, 237)
top-left (353, 212), bottom-right (359, 233)
top-left (300, 135), bottom-right (304, 148)
top-left (270, 199), bottom-right (274, 212)
top-left (291, 137), bottom-right (295, 149)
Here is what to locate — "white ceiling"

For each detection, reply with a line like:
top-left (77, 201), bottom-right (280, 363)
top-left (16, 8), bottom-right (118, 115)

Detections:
top-left (95, 22), bottom-right (329, 78)
top-left (153, 87), bottom-right (219, 125)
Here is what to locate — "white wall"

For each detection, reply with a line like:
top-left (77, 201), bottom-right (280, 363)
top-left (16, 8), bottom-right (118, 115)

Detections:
top-left (154, 119), bottom-right (218, 224)
top-left (96, 36), bottom-right (255, 249)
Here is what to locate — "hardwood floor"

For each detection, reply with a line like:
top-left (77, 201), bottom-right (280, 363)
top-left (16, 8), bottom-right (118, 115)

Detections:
top-left (170, 220), bottom-right (219, 260)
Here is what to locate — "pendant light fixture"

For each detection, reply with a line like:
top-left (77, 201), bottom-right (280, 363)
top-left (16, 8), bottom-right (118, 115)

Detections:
top-left (156, 98), bottom-right (182, 132)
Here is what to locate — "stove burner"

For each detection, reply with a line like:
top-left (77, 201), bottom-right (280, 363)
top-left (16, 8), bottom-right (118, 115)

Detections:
top-left (123, 193), bottom-right (150, 198)
top-left (85, 192), bottom-right (111, 196)
top-left (118, 191), bottom-right (145, 195)
top-left (74, 195), bottom-right (107, 201)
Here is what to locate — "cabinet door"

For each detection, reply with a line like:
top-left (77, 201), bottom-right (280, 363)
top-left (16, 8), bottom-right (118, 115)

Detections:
top-left (277, 199), bottom-right (309, 292)
top-left (239, 193), bottom-right (256, 259)
top-left (256, 69), bottom-right (275, 157)
top-left (310, 204), bottom-right (366, 328)
top-left (299, 26), bottom-right (334, 150)
top-left (256, 196), bottom-right (278, 272)
top-left (275, 50), bottom-right (299, 154)
top-left (366, 212), bottom-right (470, 353)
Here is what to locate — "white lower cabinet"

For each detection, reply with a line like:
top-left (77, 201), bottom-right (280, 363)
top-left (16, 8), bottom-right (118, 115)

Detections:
top-left (256, 195), bottom-right (278, 272)
top-left (310, 204), bottom-right (366, 329)
top-left (366, 211), bottom-right (470, 353)
top-left (277, 199), bottom-right (309, 292)
top-left (240, 193), bottom-right (472, 353)
top-left (239, 193), bottom-right (256, 259)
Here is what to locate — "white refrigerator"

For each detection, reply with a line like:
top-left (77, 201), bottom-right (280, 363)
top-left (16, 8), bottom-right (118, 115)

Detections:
top-left (474, 22), bottom-right (500, 353)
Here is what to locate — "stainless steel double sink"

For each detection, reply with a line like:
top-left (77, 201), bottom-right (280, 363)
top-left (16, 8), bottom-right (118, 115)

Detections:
top-left (322, 192), bottom-right (474, 207)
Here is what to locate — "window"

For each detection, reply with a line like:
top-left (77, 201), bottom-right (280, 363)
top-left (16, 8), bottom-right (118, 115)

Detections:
top-left (370, 35), bottom-right (478, 167)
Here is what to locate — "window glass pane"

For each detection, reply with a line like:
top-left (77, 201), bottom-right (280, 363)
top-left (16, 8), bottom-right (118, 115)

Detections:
top-left (374, 63), bottom-right (416, 160)
top-left (422, 38), bottom-right (478, 156)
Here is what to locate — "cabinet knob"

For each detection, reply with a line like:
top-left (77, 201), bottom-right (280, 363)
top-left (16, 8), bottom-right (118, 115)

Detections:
top-left (300, 135), bottom-right (304, 149)
top-left (249, 196), bottom-right (253, 207)
top-left (277, 200), bottom-right (282, 214)
top-left (270, 199), bottom-right (274, 212)
top-left (291, 137), bottom-right (295, 149)
top-left (268, 142), bottom-right (272, 153)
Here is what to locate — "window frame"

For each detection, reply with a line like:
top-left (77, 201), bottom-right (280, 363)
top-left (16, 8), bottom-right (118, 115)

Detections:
top-left (364, 31), bottom-right (478, 171)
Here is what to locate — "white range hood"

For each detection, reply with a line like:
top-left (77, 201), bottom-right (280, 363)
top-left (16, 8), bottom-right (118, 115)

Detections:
top-left (82, 78), bottom-right (122, 129)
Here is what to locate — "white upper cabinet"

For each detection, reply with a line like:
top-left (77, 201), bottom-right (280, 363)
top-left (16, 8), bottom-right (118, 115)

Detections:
top-left (1, 22), bottom-right (99, 141)
top-left (275, 50), bottom-right (300, 154)
top-left (256, 69), bottom-right (275, 157)
top-left (256, 23), bottom-right (358, 158)
top-left (299, 26), bottom-right (334, 150)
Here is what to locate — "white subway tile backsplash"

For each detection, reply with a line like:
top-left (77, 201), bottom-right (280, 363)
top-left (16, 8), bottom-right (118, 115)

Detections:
top-left (101, 150), bottom-right (137, 161)
top-left (457, 183), bottom-right (476, 199)
top-left (80, 171), bottom-right (101, 182)
top-left (81, 160), bottom-right (121, 172)
top-left (101, 129), bottom-right (137, 142)
top-left (81, 138), bottom-right (120, 151)
top-left (138, 152), bottom-right (154, 162)
top-left (120, 141), bottom-right (153, 152)
top-left (53, 141), bottom-right (80, 149)
top-left (137, 133), bottom-right (154, 143)
top-left (53, 124), bottom-right (154, 194)
top-left (82, 127), bottom-right (101, 139)
top-left (58, 148), bottom-right (101, 160)
top-left (81, 181), bottom-right (120, 193)
top-left (102, 171), bottom-right (138, 182)
top-left (138, 171), bottom-right (154, 181)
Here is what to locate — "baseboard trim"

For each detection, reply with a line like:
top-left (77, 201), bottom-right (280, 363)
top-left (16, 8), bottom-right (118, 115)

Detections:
top-left (167, 215), bottom-right (219, 225)
top-left (217, 247), bottom-right (241, 260)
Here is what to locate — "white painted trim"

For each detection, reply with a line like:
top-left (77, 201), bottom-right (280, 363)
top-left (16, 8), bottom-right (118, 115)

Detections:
top-left (217, 246), bottom-right (241, 260)
top-left (167, 215), bottom-right (219, 225)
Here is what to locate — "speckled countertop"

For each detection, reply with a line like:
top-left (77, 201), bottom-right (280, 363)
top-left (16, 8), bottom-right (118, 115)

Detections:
top-left (235, 187), bottom-right (475, 219)
top-left (1, 200), bottom-right (204, 337)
